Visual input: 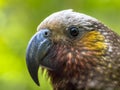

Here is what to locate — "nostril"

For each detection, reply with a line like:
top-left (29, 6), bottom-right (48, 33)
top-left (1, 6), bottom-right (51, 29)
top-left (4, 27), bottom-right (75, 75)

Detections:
top-left (43, 29), bottom-right (51, 37)
top-left (45, 31), bottom-right (48, 36)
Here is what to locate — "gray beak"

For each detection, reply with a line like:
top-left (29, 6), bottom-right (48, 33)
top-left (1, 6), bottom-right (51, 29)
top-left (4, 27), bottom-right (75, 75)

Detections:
top-left (26, 29), bottom-right (53, 86)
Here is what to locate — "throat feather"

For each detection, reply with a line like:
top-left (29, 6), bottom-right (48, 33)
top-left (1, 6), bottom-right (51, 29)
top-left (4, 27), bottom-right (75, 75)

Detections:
top-left (46, 31), bottom-right (107, 89)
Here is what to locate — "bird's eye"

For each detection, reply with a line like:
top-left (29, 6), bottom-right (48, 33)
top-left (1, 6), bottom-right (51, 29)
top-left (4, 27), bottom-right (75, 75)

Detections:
top-left (69, 26), bottom-right (79, 37)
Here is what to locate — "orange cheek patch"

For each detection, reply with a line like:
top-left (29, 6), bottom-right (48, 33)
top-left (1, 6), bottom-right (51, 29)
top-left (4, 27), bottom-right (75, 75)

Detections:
top-left (80, 31), bottom-right (107, 53)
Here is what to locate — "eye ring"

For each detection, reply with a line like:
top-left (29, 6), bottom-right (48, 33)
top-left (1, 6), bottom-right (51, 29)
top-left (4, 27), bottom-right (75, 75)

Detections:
top-left (68, 26), bottom-right (79, 37)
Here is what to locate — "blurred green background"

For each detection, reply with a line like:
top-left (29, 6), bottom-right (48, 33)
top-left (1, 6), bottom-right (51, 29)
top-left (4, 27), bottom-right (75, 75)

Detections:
top-left (0, 0), bottom-right (120, 90)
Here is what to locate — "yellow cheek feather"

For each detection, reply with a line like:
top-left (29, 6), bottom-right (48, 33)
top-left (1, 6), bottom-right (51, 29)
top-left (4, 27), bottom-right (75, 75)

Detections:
top-left (81, 31), bottom-right (107, 55)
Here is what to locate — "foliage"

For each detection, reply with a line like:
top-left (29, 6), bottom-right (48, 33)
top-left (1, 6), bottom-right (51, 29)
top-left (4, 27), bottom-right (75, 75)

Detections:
top-left (0, 0), bottom-right (120, 90)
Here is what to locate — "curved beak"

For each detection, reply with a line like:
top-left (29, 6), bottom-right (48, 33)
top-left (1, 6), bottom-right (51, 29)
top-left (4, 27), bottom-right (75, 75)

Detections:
top-left (26, 29), bottom-right (53, 86)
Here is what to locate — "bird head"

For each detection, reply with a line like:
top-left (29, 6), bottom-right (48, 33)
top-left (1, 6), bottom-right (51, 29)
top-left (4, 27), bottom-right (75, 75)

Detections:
top-left (26, 9), bottom-right (107, 86)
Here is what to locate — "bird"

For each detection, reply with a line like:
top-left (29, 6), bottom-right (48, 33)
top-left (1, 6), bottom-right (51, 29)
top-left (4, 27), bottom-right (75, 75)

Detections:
top-left (26, 9), bottom-right (120, 90)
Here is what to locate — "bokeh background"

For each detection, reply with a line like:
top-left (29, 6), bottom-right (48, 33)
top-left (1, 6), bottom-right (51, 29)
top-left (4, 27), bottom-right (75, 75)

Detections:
top-left (0, 0), bottom-right (120, 90)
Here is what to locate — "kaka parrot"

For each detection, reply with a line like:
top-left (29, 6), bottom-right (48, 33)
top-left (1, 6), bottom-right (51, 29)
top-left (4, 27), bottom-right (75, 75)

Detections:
top-left (26, 9), bottom-right (120, 90)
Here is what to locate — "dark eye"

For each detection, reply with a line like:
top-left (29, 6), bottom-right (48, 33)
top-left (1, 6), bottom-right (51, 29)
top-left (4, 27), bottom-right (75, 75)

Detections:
top-left (69, 26), bottom-right (79, 37)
